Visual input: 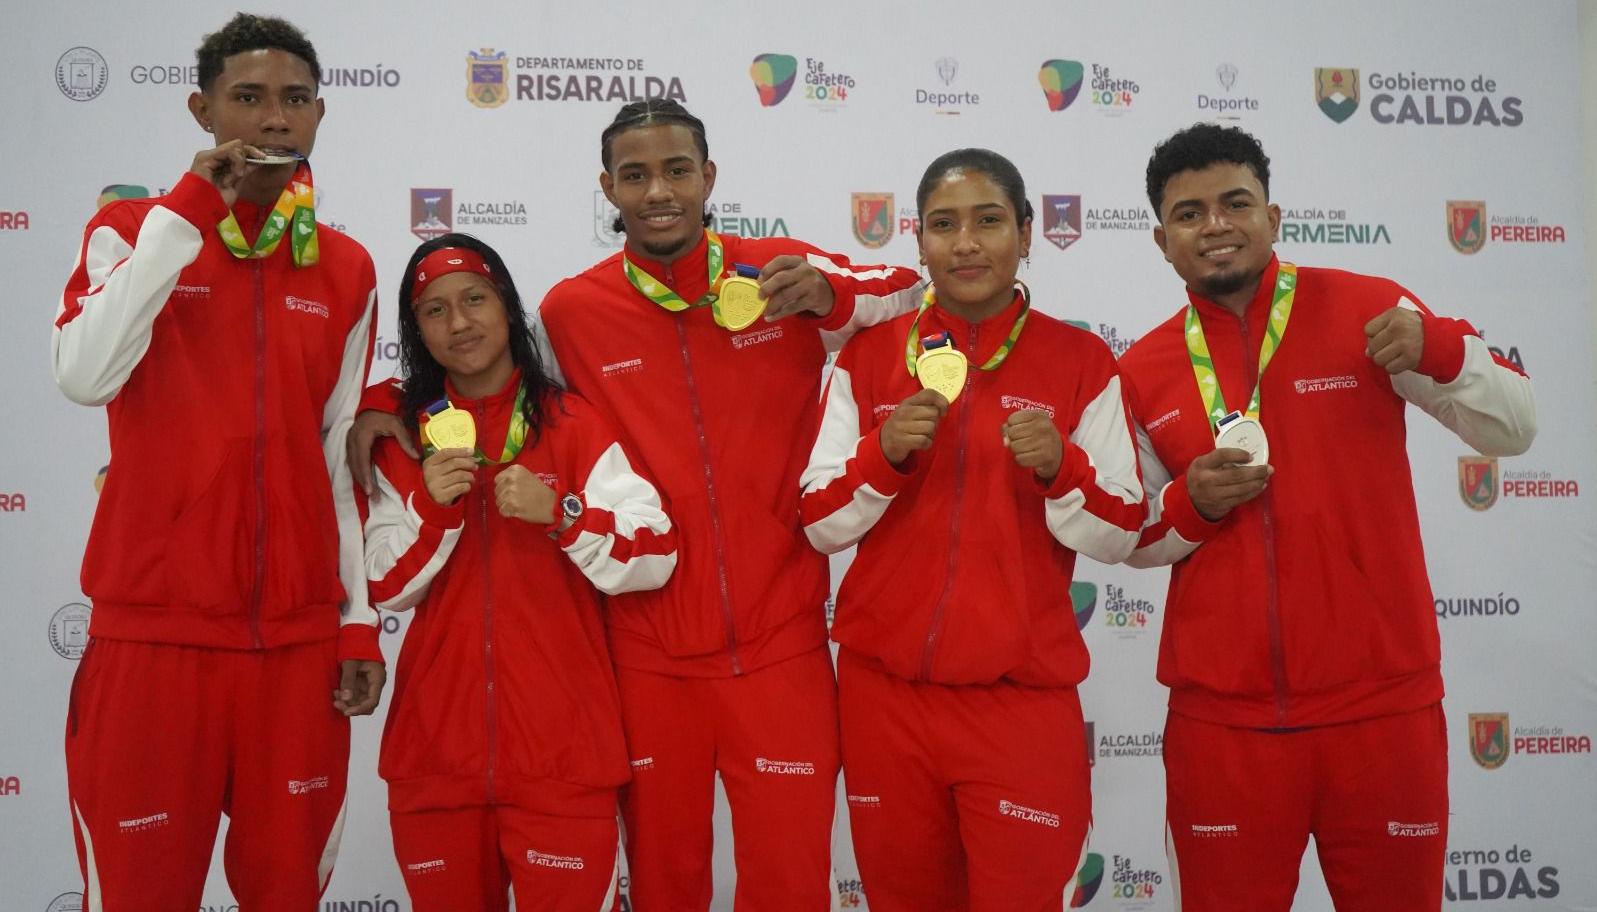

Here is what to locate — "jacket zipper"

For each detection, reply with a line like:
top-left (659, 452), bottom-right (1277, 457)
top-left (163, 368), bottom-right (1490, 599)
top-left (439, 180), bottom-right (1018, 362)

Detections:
top-left (1236, 311), bottom-right (1289, 724)
top-left (476, 400), bottom-right (500, 801)
top-left (674, 315), bottom-right (743, 674)
top-left (249, 256), bottom-right (266, 649)
top-left (919, 320), bottom-right (978, 680)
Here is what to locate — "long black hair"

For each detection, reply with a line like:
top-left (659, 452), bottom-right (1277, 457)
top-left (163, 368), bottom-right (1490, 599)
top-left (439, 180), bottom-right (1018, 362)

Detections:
top-left (600, 98), bottom-right (715, 234)
top-left (396, 233), bottom-right (559, 443)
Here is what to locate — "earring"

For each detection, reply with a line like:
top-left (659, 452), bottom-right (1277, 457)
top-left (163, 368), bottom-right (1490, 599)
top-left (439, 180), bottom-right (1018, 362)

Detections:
top-left (204, 124), bottom-right (214, 133)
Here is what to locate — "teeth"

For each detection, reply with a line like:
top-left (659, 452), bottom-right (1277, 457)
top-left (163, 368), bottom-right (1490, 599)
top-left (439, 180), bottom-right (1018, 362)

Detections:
top-left (1203, 246), bottom-right (1240, 257)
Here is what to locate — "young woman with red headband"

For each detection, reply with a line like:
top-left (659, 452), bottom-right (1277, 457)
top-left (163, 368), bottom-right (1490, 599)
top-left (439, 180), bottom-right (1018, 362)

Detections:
top-left (363, 233), bottom-right (677, 911)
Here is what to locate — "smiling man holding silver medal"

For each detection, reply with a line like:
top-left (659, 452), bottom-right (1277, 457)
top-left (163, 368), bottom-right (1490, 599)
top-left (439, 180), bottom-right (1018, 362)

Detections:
top-left (1118, 123), bottom-right (1537, 911)
top-left (51, 13), bottom-right (382, 909)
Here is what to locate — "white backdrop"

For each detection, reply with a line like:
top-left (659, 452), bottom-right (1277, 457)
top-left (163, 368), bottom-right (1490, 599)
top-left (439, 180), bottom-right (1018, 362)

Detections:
top-left (3, 1), bottom-right (1594, 909)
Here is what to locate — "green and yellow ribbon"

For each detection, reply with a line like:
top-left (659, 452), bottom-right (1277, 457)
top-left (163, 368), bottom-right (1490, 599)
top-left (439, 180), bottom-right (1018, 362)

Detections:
top-left (904, 282), bottom-right (1031, 377)
top-left (1184, 262), bottom-right (1297, 426)
top-left (622, 229), bottom-right (725, 311)
top-left (216, 161), bottom-right (318, 268)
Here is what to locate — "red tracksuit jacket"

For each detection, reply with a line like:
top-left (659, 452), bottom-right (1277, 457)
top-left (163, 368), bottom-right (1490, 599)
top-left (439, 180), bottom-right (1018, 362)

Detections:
top-left (53, 172), bottom-right (381, 660)
top-left (537, 233), bottom-right (921, 676)
top-left (799, 290), bottom-right (1145, 686)
top-left (365, 376), bottom-right (676, 814)
top-left (1119, 256), bottom-right (1536, 728)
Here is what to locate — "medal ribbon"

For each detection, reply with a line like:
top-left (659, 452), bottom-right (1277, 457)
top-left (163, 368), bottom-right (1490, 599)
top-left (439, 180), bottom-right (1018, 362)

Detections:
top-left (1184, 262), bottom-right (1297, 426)
top-left (422, 384), bottom-right (529, 465)
top-left (904, 282), bottom-right (1031, 377)
top-left (622, 229), bottom-right (726, 311)
top-left (216, 162), bottom-right (319, 267)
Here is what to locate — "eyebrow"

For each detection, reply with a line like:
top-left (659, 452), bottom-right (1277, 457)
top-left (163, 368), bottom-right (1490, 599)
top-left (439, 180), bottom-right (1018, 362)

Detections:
top-left (615, 155), bottom-right (697, 171)
top-left (922, 202), bottom-right (1010, 219)
top-left (1168, 188), bottom-right (1256, 211)
top-left (228, 81), bottom-right (316, 93)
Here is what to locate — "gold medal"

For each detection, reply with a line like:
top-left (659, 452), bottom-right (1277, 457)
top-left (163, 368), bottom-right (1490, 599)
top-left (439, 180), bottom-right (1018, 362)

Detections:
top-left (424, 405), bottom-right (477, 451)
top-left (712, 275), bottom-right (766, 331)
top-left (917, 344), bottom-right (969, 404)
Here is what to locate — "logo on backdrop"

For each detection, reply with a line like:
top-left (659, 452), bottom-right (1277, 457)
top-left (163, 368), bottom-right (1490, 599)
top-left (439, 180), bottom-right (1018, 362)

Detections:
top-left (1096, 725), bottom-right (1164, 762)
top-left (1071, 852), bottom-right (1105, 907)
top-left (709, 201), bottom-right (790, 238)
top-left (469, 49), bottom-right (686, 105)
top-left (1197, 62), bottom-right (1258, 120)
top-left (1088, 63), bottom-right (1140, 112)
top-left (1100, 583), bottom-right (1157, 638)
top-left (56, 47), bottom-right (109, 101)
top-left (594, 192), bottom-right (623, 247)
top-left (411, 188), bottom-right (452, 240)
top-left (45, 894), bottom-right (84, 912)
top-left (1368, 70), bottom-right (1523, 126)
top-left (1447, 200), bottom-right (1487, 254)
top-left (1315, 68), bottom-right (1359, 122)
top-left (1042, 195), bottom-right (1082, 251)
top-left (467, 48), bottom-right (509, 107)
top-left (1457, 455), bottom-right (1578, 509)
top-left (851, 193), bottom-right (894, 249)
top-left (836, 877), bottom-right (865, 908)
top-left (1435, 593), bottom-right (1522, 621)
top-left (1, 210), bottom-right (29, 230)
top-left (1279, 205), bottom-right (1390, 245)
top-left (98, 184), bottom-right (152, 209)
top-left (1084, 721), bottom-right (1096, 768)
top-left (1108, 854), bottom-right (1163, 906)
top-left (1038, 60), bottom-right (1085, 111)
top-left (0, 776), bottom-right (18, 795)
top-left (916, 57), bottom-right (980, 114)
top-left (1085, 203), bottom-right (1152, 233)
top-left (48, 603), bottom-right (92, 660)
top-left (1448, 200), bottom-right (1567, 252)
top-left (128, 63), bottom-right (198, 86)
top-left (749, 53), bottom-right (798, 107)
top-left (0, 490), bottom-right (23, 511)
top-left (1469, 712), bottom-right (1592, 770)
top-left (1445, 843), bottom-right (1562, 901)
top-left (797, 56), bottom-right (856, 107)
top-left (1071, 581), bottom-right (1097, 629)
top-left (1457, 455), bottom-right (1498, 510)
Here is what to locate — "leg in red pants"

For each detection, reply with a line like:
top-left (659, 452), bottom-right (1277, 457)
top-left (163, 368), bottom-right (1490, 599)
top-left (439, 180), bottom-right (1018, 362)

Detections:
top-left (617, 647), bottom-right (840, 911)
top-left (65, 637), bottom-right (350, 912)
top-left (837, 649), bottom-right (1091, 912)
top-left (392, 804), bottom-right (620, 912)
top-left (1164, 705), bottom-right (1448, 912)
top-left (1312, 704), bottom-right (1448, 912)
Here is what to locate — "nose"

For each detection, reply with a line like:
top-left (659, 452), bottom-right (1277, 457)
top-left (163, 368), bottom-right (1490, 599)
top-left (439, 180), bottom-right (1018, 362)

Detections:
top-left (952, 224), bottom-right (981, 254)
top-left (260, 97), bottom-right (290, 133)
top-left (1200, 207), bottom-right (1232, 234)
top-left (644, 173), bottom-right (673, 204)
top-left (447, 302), bottom-right (472, 333)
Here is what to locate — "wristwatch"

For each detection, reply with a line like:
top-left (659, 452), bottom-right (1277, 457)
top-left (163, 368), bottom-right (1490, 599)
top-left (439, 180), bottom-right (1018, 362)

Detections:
top-left (557, 493), bottom-right (584, 533)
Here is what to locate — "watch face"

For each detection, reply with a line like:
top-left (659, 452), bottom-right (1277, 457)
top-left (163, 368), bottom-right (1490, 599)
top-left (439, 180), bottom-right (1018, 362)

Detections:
top-left (561, 493), bottom-right (583, 516)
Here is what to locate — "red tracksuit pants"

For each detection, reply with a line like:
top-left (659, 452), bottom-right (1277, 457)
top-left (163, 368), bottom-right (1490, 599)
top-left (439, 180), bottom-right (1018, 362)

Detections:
top-left (837, 648), bottom-right (1093, 912)
top-left (64, 637), bottom-right (351, 911)
top-left (391, 803), bottom-right (620, 911)
top-left (1163, 704), bottom-right (1449, 911)
top-left (615, 646), bottom-right (841, 911)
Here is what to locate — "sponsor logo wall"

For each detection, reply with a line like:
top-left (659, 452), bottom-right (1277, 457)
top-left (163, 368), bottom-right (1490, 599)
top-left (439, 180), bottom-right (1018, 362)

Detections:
top-left (3, 3), bottom-right (1593, 910)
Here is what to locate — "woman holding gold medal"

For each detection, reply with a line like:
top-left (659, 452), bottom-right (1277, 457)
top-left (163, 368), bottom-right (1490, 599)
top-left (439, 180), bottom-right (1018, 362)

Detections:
top-left (361, 233), bottom-right (677, 911)
top-left (801, 150), bottom-right (1145, 911)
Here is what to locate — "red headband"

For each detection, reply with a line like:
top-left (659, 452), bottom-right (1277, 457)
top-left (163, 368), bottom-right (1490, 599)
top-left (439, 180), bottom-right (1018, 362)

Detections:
top-left (411, 247), bottom-right (493, 302)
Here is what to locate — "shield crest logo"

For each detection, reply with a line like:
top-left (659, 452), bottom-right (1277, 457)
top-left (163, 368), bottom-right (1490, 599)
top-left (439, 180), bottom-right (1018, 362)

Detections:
top-left (1042, 194), bottom-right (1082, 251)
top-left (1083, 721), bottom-right (1096, 768)
top-left (1315, 68), bottom-right (1359, 123)
top-left (467, 49), bottom-right (509, 109)
top-left (1070, 581), bottom-right (1098, 630)
top-left (851, 193), bottom-right (894, 249)
top-left (1469, 713), bottom-right (1510, 770)
top-left (1458, 455), bottom-right (1499, 511)
top-left (1448, 200), bottom-right (1487, 255)
top-left (410, 188), bottom-right (453, 241)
